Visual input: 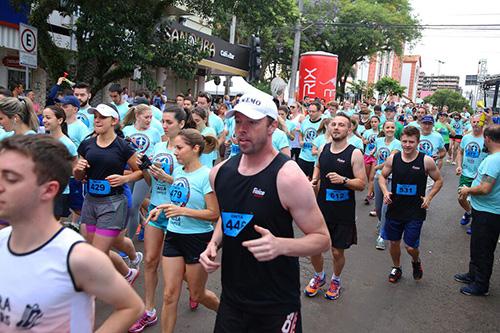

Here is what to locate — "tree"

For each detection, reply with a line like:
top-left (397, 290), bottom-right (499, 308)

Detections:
top-left (375, 77), bottom-right (406, 101)
top-left (212, 0), bottom-right (299, 82)
top-left (302, 0), bottom-right (421, 99)
top-left (423, 89), bottom-right (470, 112)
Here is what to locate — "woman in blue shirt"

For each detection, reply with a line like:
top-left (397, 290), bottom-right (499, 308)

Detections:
top-left (42, 105), bottom-right (78, 220)
top-left (0, 96), bottom-right (39, 138)
top-left (191, 107), bottom-right (219, 168)
top-left (122, 104), bottom-right (162, 240)
top-left (148, 129), bottom-right (220, 333)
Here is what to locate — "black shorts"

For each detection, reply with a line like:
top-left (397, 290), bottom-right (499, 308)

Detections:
top-left (214, 299), bottom-right (302, 333)
top-left (163, 230), bottom-right (212, 264)
top-left (297, 158), bottom-right (315, 179)
top-left (327, 223), bottom-right (357, 249)
top-left (54, 194), bottom-right (70, 218)
top-left (444, 143), bottom-right (450, 151)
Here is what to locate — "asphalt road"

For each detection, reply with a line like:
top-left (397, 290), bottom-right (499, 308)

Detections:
top-left (96, 163), bottom-right (500, 333)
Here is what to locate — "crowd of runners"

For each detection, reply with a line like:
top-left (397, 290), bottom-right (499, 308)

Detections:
top-left (0, 80), bottom-right (498, 332)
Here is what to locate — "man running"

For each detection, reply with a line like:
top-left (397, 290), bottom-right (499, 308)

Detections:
top-left (0, 135), bottom-right (144, 332)
top-left (455, 124), bottom-right (500, 296)
top-left (304, 114), bottom-right (366, 300)
top-left (456, 115), bottom-right (488, 233)
top-left (297, 102), bottom-right (323, 179)
top-left (379, 126), bottom-right (443, 283)
top-left (200, 92), bottom-right (331, 333)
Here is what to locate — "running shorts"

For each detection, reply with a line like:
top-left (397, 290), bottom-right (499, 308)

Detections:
top-left (162, 230), bottom-right (212, 264)
top-left (80, 194), bottom-right (128, 230)
top-left (459, 175), bottom-right (474, 188)
top-left (382, 218), bottom-right (424, 248)
top-left (327, 223), bottom-right (357, 249)
top-left (147, 203), bottom-right (168, 232)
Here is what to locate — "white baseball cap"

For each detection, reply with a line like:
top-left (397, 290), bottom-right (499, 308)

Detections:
top-left (226, 92), bottom-right (278, 120)
top-left (89, 103), bottom-right (120, 120)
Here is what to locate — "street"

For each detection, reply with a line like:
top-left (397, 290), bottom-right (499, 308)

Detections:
top-left (96, 163), bottom-right (500, 333)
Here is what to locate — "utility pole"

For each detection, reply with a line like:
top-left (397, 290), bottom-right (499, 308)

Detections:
top-left (288, 0), bottom-right (303, 105)
top-left (225, 15), bottom-right (237, 96)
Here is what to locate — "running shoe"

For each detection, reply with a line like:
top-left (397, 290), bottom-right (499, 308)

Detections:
top-left (129, 310), bottom-right (158, 333)
top-left (304, 274), bottom-right (326, 297)
top-left (130, 251), bottom-right (143, 270)
top-left (375, 236), bottom-right (386, 250)
top-left (460, 213), bottom-right (471, 225)
top-left (460, 284), bottom-right (489, 296)
top-left (388, 267), bottom-right (402, 283)
top-left (369, 210), bottom-right (377, 217)
top-left (466, 227), bottom-right (472, 235)
top-left (119, 251), bottom-right (131, 266)
top-left (451, 161), bottom-right (456, 165)
top-left (412, 261), bottom-right (423, 280)
top-left (189, 297), bottom-right (199, 311)
top-left (126, 268), bottom-right (140, 285)
top-left (324, 279), bottom-right (341, 300)
top-left (454, 272), bottom-right (474, 284)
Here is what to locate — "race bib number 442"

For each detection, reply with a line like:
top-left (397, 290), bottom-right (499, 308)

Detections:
top-left (221, 212), bottom-right (253, 237)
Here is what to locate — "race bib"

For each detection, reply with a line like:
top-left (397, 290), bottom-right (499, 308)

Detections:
top-left (169, 185), bottom-right (188, 204)
top-left (396, 184), bottom-right (417, 196)
top-left (88, 179), bottom-right (111, 195)
top-left (303, 142), bottom-right (312, 150)
top-left (326, 189), bottom-right (349, 202)
top-left (221, 212), bottom-right (253, 237)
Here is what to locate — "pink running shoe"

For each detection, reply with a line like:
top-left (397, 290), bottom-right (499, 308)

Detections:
top-left (128, 311), bottom-right (158, 333)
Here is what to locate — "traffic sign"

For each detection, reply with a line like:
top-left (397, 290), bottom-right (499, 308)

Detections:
top-left (19, 23), bottom-right (37, 68)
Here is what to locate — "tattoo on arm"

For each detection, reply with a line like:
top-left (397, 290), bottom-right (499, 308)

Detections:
top-left (481, 174), bottom-right (496, 184)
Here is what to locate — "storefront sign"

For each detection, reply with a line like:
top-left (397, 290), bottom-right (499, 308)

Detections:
top-left (2, 56), bottom-right (23, 69)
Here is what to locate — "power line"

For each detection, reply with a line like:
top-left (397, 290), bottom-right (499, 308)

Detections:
top-left (304, 22), bottom-right (500, 30)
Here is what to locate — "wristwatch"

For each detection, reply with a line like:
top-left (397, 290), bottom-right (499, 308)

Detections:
top-left (342, 177), bottom-right (348, 185)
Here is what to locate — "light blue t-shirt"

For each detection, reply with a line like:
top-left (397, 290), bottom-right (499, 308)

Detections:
top-left (272, 128), bottom-right (289, 152)
top-left (375, 137), bottom-right (402, 174)
top-left (209, 113), bottom-right (224, 137)
top-left (370, 112), bottom-right (386, 124)
top-left (122, 125), bottom-right (162, 158)
top-left (151, 117), bottom-right (164, 135)
top-left (450, 119), bottom-right (464, 136)
top-left (460, 134), bottom-right (487, 179)
top-left (112, 102), bottom-right (130, 121)
top-left (0, 131), bottom-right (13, 141)
top-left (200, 127), bottom-right (218, 168)
top-left (357, 124), bottom-right (366, 136)
top-left (150, 142), bottom-right (179, 207)
top-left (348, 135), bottom-right (364, 151)
top-left (299, 116), bottom-right (323, 162)
top-left (312, 133), bottom-right (327, 151)
top-left (362, 129), bottom-right (379, 155)
top-left (151, 105), bottom-right (163, 121)
top-left (67, 120), bottom-right (91, 148)
top-left (167, 165), bottom-right (214, 234)
top-left (470, 152), bottom-right (500, 215)
top-left (341, 108), bottom-right (355, 117)
top-left (418, 132), bottom-right (445, 158)
top-left (406, 121), bottom-right (421, 130)
top-left (224, 117), bottom-right (235, 141)
top-left (77, 105), bottom-right (94, 131)
top-left (58, 135), bottom-right (77, 194)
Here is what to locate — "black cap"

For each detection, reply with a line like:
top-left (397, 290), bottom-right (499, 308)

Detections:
top-left (128, 97), bottom-right (150, 107)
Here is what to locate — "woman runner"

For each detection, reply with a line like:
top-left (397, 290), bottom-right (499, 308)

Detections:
top-left (147, 129), bottom-right (220, 333)
top-left (74, 103), bottom-right (143, 284)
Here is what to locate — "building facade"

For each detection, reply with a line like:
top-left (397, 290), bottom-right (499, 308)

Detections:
top-left (417, 73), bottom-right (460, 98)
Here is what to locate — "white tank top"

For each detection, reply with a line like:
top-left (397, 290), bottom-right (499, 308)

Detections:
top-left (0, 227), bottom-right (95, 332)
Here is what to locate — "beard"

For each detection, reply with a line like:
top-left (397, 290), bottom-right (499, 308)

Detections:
top-left (331, 132), bottom-right (348, 142)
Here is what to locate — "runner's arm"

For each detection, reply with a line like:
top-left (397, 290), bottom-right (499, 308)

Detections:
top-left (378, 154), bottom-right (394, 196)
top-left (437, 147), bottom-right (447, 159)
top-left (161, 192), bottom-right (220, 222)
top-left (70, 243), bottom-right (144, 333)
top-left (462, 174), bottom-right (496, 196)
top-left (346, 148), bottom-right (367, 191)
top-left (275, 161), bottom-right (331, 257)
top-left (456, 148), bottom-right (464, 174)
top-left (424, 155), bottom-right (443, 202)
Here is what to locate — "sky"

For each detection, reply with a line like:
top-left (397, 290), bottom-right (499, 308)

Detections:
top-left (408, 0), bottom-right (500, 91)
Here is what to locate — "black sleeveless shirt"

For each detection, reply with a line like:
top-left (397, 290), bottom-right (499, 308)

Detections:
top-left (214, 153), bottom-right (300, 315)
top-left (317, 143), bottom-right (356, 224)
top-left (386, 152), bottom-right (428, 221)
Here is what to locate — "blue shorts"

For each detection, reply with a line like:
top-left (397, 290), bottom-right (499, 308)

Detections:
top-left (382, 218), bottom-right (424, 248)
top-left (147, 203), bottom-right (168, 232)
top-left (69, 178), bottom-right (85, 211)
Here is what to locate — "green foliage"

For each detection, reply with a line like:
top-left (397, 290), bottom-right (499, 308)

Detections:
top-left (211, 0), bottom-right (299, 81)
top-left (423, 89), bottom-right (470, 112)
top-left (375, 77), bottom-right (406, 99)
top-left (250, 80), bottom-right (272, 95)
top-left (14, 0), bottom-right (215, 96)
top-left (302, 0), bottom-right (421, 99)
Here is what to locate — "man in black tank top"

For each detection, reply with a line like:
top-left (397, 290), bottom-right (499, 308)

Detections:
top-left (304, 114), bottom-right (367, 301)
top-left (379, 126), bottom-right (443, 283)
top-left (199, 92), bottom-right (331, 333)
